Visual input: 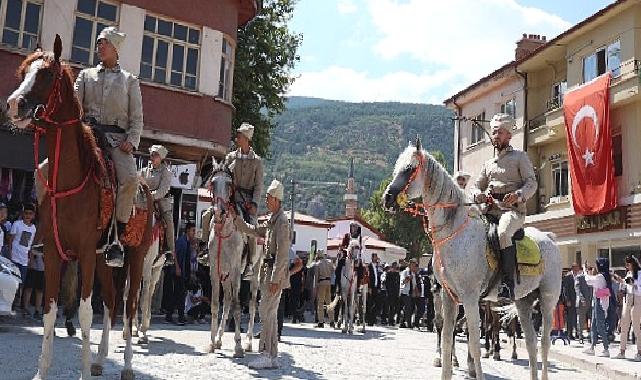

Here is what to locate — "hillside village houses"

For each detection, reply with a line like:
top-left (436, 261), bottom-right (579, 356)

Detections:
top-left (445, 0), bottom-right (641, 271)
top-left (0, 0), bottom-right (259, 235)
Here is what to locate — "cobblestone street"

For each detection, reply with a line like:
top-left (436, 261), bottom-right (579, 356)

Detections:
top-left (0, 316), bottom-right (611, 380)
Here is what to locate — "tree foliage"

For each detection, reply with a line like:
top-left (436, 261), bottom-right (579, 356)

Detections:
top-left (361, 151), bottom-right (448, 259)
top-left (232, 0), bottom-right (302, 157)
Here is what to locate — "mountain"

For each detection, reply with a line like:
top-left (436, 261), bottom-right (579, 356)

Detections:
top-left (263, 96), bottom-right (454, 219)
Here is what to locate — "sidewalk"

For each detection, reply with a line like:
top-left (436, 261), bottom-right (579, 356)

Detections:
top-left (513, 334), bottom-right (641, 380)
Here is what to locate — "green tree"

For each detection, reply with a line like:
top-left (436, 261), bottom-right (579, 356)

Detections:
top-left (232, 0), bottom-right (302, 157)
top-left (361, 150), bottom-right (449, 259)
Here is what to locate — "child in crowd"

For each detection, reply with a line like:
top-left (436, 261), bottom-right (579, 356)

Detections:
top-left (8, 204), bottom-right (36, 310)
top-left (22, 245), bottom-right (44, 319)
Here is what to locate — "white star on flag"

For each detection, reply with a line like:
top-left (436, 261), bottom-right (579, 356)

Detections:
top-left (582, 149), bottom-right (595, 167)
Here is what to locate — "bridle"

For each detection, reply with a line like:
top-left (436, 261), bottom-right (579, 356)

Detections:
top-left (28, 61), bottom-right (94, 262)
top-left (209, 170), bottom-right (236, 282)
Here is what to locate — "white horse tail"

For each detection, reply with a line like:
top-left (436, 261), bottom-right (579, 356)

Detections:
top-left (494, 304), bottom-right (518, 325)
top-left (327, 294), bottom-right (341, 313)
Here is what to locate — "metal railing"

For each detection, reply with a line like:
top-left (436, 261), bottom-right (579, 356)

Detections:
top-left (527, 113), bottom-right (546, 132)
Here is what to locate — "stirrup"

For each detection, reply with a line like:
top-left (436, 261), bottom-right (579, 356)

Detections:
top-left (104, 240), bottom-right (124, 268)
top-left (497, 283), bottom-right (514, 302)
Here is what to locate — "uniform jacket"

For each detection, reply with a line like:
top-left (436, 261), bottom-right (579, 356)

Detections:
top-left (224, 148), bottom-right (264, 204)
top-left (141, 163), bottom-right (172, 212)
top-left (235, 208), bottom-right (291, 289)
top-left (314, 258), bottom-right (334, 284)
top-left (472, 145), bottom-right (537, 214)
top-left (74, 63), bottom-right (144, 148)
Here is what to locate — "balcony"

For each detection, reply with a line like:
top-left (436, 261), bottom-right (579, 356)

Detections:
top-left (610, 59), bottom-right (640, 107)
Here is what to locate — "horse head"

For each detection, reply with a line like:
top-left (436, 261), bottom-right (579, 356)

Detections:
top-left (346, 239), bottom-right (361, 263)
top-left (209, 158), bottom-right (234, 222)
top-left (6, 35), bottom-right (78, 130)
top-left (383, 136), bottom-right (426, 210)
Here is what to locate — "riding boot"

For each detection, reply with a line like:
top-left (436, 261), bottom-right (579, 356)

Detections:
top-left (498, 245), bottom-right (516, 302)
top-left (105, 222), bottom-right (126, 267)
top-left (242, 244), bottom-right (254, 279)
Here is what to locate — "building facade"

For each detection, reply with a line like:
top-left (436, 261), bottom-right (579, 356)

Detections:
top-left (445, 0), bottom-right (641, 271)
top-left (0, 0), bottom-right (259, 229)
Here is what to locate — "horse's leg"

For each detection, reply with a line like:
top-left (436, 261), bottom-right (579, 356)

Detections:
top-left (244, 276), bottom-right (259, 352)
top-left (341, 286), bottom-right (348, 334)
top-left (232, 278), bottom-right (244, 358)
top-left (511, 318), bottom-right (518, 360)
top-left (493, 309), bottom-right (501, 361)
top-left (91, 254), bottom-right (115, 376)
top-left (361, 285), bottom-right (368, 333)
top-left (217, 287), bottom-right (231, 347)
top-left (209, 276), bottom-right (221, 352)
top-left (78, 249), bottom-right (97, 379)
top-left (122, 248), bottom-right (144, 380)
top-left (138, 239), bottom-right (160, 344)
top-left (463, 297), bottom-right (483, 379)
top-left (483, 303), bottom-right (490, 358)
top-left (35, 247), bottom-right (61, 380)
top-left (440, 293), bottom-right (457, 380)
top-left (433, 291), bottom-right (444, 367)
top-left (516, 297), bottom-right (538, 380)
top-left (539, 293), bottom-right (557, 380)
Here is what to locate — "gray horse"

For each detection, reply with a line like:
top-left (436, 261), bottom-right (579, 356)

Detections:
top-left (207, 163), bottom-right (245, 357)
top-left (383, 140), bottom-right (561, 380)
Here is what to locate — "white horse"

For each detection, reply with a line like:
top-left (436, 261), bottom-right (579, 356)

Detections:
top-left (383, 140), bottom-right (561, 380)
top-left (134, 224), bottom-right (165, 344)
top-left (207, 164), bottom-right (245, 357)
top-left (327, 240), bottom-right (361, 334)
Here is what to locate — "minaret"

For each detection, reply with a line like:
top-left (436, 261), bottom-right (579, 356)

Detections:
top-left (344, 157), bottom-right (358, 218)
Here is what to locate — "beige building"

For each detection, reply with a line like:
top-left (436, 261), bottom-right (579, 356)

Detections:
top-left (445, 0), bottom-right (641, 272)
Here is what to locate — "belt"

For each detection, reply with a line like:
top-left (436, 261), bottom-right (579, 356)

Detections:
top-left (318, 277), bottom-right (330, 282)
top-left (84, 117), bottom-right (125, 134)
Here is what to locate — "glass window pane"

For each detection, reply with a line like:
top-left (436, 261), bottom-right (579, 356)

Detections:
top-left (155, 40), bottom-right (168, 68)
top-left (188, 28), bottom-right (200, 44)
top-left (139, 63), bottom-right (152, 79)
top-left (71, 46), bottom-right (90, 64)
top-left (141, 36), bottom-right (154, 63)
top-left (170, 72), bottom-right (182, 86)
top-left (173, 24), bottom-right (187, 41)
top-left (153, 68), bottom-right (166, 83)
top-left (185, 76), bottom-right (196, 90)
top-left (2, 29), bottom-right (19, 46)
top-left (73, 17), bottom-right (93, 49)
top-left (144, 16), bottom-right (156, 32)
top-left (22, 33), bottom-right (38, 50)
top-left (5, 0), bottom-right (22, 30)
top-left (157, 19), bottom-right (172, 37)
top-left (24, 3), bottom-right (41, 34)
top-left (172, 44), bottom-right (184, 71)
top-left (607, 40), bottom-right (621, 76)
top-left (583, 54), bottom-right (597, 83)
top-left (77, 0), bottom-right (97, 16)
top-left (186, 48), bottom-right (198, 75)
top-left (97, 1), bottom-right (117, 21)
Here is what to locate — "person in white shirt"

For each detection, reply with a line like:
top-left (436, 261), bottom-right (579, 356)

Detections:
top-left (612, 256), bottom-right (641, 361)
top-left (400, 259), bottom-right (419, 328)
top-left (583, 259), bottom-right (611, 357)
top-left (0, 202), bottom-right (10, 258)
top-left (8, 204), bottom-right (36, 310)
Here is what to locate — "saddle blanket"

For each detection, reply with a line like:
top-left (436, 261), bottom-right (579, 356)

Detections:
top-left (486, 235), bottom-right (543, 276)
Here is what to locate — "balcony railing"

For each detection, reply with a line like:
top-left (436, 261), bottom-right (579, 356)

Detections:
top-left (546, 96), bottom-right (563, 112)
top-left (528, 113), bottom-right (546, 132)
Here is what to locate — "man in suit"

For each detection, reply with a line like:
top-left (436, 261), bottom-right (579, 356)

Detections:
top-left (562, 262), bottom-right (592, 339)
top-left (367, 253), bottom-right (382, 326)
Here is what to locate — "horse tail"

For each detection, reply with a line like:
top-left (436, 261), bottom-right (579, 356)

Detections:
top-left (493, 304), bottom-right (518, 325)
top-left (327, 294), bottom-right (341, 313)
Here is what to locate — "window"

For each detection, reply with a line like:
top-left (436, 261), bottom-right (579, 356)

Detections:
top-left (583, 40), bottom-right (621, 82)
top-left (470, 111), bottom-right (486, 145)
top-left (218, 37), bottom-right (234, 101)
top-left (613, 134), bottom-right (622, 177)
top-left (549, 81), bottom-right (567, 110)
top-left (1, 0), bottom-right (42, 50)
top-left (551, 160), bottom-right (569, 197)
top-left (139, 15), bottom-right (200, 90)
top-left (71, 0), bottom-right (118, 65)
top-left (500, 99), bottom-right (516, 119)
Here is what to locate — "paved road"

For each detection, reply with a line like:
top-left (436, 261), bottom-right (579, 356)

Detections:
top-left (0, 317), bottom-right (607, 379)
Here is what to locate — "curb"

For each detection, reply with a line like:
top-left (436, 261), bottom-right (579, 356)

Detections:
top-left (514, 338), bottom-right (640, 380)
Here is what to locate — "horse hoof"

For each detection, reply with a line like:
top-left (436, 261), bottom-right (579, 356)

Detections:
top-left (483, 352), bottom-right (490, 359)
top-left (132, 328), bottom-right (139, 337)
top-left (511, 352), bottom-right (517, 360)
top-left (468, 369), bottom-right (476, 378)
top-left (121, 368), bottom-right (135, 380)
top-left (137, 335), bottom-right (149, 345)
top-left (433, 357), bottom-right (442, 367)
top-left (90, 364), bottom-right (103, 376)
top-left (453, 357), bottom-right (459, 367)
top-left (208, 343), bottom-right (216, 353)
top-left (243, 343), bottom-right (252, 352)
top-left (65, 320), bottom-right (76, 337)
top-left (493, 353), bottom-right (501, 361)
top-left (341, 329), bottom-right (347, 334)
top-left (214, 341), bottom-right (222, 350)
top-left (233, 349), bottom-right (245, 358)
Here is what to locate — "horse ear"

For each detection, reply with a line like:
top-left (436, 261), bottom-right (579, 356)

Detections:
top-left (415, 135), bottom-right (422, 152)
top-left (54, 34), bottom-right (62, 62)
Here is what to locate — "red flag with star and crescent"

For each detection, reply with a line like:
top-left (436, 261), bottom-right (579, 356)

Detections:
top-left (563, 73), bottom-right (616, 215)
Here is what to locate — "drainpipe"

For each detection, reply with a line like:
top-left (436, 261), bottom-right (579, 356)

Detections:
top-left (515, 66), bottom-right (539, 214)
top-left (453, 101), bottom-right (462, 171)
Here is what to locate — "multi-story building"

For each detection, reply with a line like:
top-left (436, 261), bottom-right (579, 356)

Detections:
top-left (445, 0), bottom-right (641, 271)
top-left (0, 0), bottom-right (259, 229)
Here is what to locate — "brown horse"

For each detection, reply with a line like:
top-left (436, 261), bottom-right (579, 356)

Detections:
top-left (6, 35), bottom-right (153, 380)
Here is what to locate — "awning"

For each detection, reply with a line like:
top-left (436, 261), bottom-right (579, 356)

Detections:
top-left (0, 129), bottom-right (47, 171)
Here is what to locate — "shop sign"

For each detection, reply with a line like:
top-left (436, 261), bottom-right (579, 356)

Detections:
top-left (170, 164), bottom-right (197, 189)
top-left (576, 207), bottom-right (627, 233)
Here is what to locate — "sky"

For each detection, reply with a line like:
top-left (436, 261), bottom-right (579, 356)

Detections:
top-left (287, 0), bottom-right (614, 104)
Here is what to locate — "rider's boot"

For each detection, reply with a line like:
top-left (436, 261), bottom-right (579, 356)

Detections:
top-left (497, 244), bottom-right (516, 302)
top-left (105, 222), bottom-right (126, 267)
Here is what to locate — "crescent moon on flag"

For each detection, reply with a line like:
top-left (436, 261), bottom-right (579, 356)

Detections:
top-left (571, 105), bottom-right (599, 148)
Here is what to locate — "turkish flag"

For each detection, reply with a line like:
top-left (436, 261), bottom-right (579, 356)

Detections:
top-left (563, 73), bottom-right (616, 215)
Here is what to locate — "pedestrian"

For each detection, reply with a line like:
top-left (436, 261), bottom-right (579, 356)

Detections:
top-left (8, 203), bottom-right (36, 310)
top-left (385, 262), bottom-right (401, 325)
top-left (612, 255), bottom-right (641, 360)
top-left (367, 253), bottom-right (382, 326)
top-left (313, 251), bottom-right (334, 328)
top-left (0, 202), bottom-right (11, 258)
top-left (233, 179), bottom-right (291, 369)
top-left (583, 259), bottom-right (612, 357)
top-left (400, 259), bottom-right (419, 328)
top-left (278, 251), bottom-right (303, 338)
top-left (379, 263), bottom-right (390, 325)
top-left (165, 223), bottom-right (197, 326)
top-left (21, 239), bottom-right (44, 319)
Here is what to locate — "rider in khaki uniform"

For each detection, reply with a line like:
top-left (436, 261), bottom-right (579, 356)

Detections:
top-left (140, 145), bottom-right (174, 262)
top-left (471, 113), bottom-right (537, 301)
top-left (76, 26), bottom-right (143, 265)
top-left (202, 123), bottom-right (263, 276)
top-left (233, 180), bottom-right (290, 369)
top-left (313, 251), bottom-right (335, 327)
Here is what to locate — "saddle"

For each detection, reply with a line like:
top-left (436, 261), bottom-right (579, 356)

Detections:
top-left (484, 215), bottom-right (543, 277)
